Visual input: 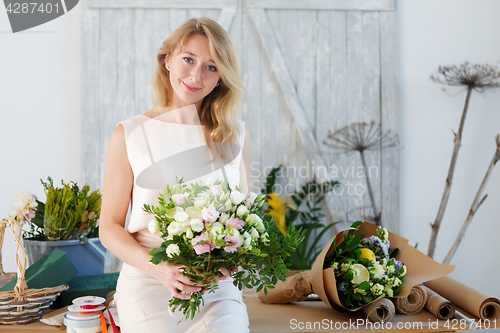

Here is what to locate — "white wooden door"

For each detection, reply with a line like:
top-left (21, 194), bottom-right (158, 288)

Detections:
top-left (82, 0), bottom-right (400, 233)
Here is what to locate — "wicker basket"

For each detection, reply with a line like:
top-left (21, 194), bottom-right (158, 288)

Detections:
top-left (0, 217), bottom-right (69, 325)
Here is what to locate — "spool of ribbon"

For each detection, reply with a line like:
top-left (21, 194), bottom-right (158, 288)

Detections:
top-left (71, 296), bottom-right (119, 333)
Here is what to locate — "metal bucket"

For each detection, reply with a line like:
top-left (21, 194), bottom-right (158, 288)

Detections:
top-left (23, 237), bottom-right (109, 276)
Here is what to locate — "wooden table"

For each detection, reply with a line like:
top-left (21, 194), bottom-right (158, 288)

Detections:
top-left (2, 289), bottom-right (497, 332)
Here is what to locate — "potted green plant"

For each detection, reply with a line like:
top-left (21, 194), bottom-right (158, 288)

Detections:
top-left (10, 177), bottom-right (107, 275)
top-left (261, 165), bottom-right (340, 270)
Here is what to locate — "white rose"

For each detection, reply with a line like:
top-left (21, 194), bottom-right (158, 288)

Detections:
top-left (246, 192), bottom-right (258, 204)
top-left (148, 219), bottom-right (160, 235)
top-left (171, 193), bottom-right (186, 205)
top-left (190, 218), bottom-right (204, 232)
top-left (166, 234), bottom-right (174, 241)
top-left (166, 244), bottom-right (180, 258)
top-left (250, 227), bottom-right (259, 240)
top-left (236, 205), bottom-right (248, 217)
top-left (173, 211), bottom-right (189, 223)
top-left (202, 206), bottom-right (219, 223)
top-left (210, 222), bottom-right (225, 239)
top-left (167, 222), bottom-right (182, 235)
top-left (219, 213), bottom-right (230, 225)
top-left (186, 229), bottom-right (193, 239)
top-left (230, 190), bottom-right (246, 205)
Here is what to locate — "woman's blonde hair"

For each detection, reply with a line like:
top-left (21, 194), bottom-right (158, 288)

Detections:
top-left (151, 17), bottom-right (245, 163)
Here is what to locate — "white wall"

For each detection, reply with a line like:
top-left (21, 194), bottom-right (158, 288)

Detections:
top-left (1, 0), bottom-right (499, 298)
top-left (0, 4), bottom-right (82, 269)
top-left (398, 0), bottom-right (500, 297)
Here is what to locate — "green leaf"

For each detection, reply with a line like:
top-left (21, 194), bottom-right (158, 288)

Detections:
top-left (357, 281), bottom-right (371, 290)
top-left (149, 247), bottom-right (166, 256)
top-left (343, 271), bottom-right (353, 283)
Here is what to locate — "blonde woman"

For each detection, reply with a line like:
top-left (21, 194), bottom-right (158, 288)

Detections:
top-left (99, 18), bottom-right (252, 332)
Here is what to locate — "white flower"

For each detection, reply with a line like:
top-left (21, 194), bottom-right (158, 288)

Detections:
top-left (202, 206), bottom-right (219, 223)
top-left (230, 190), bottom-right (246, 205)
top-left (219, 213), bottom-right (230, 225)
top-left (167, 222), bottom-right (182, 235)
top-left (166, 234), bottom-right (174, 241)
top-left (224, 199), bottom-right (232, 210)
top-left (261, 232), bottom-right (270, 244)
top-left (186, 229), bottom-right (194, 239)
top-left (11, 191), bottom-right (38, 224)
top-left (371, 261), bottom-right (385, 279)
top-left (190, 218), bottom-right (204, 232)
top-left (194, 198), bottom-right (207, 208)
top-left (204, 177), bottom-right (214, 186)
top-left (249, 227), bottom-right (259, 240)
top-left (166, 244), bottom-right (180, 258)
top-left (173, 211), bottom-right (189, 223)
top-left (148, 219), bottom-right (160, 235)
top-left (210, 184), bottom-right (223, 196)
top-left (236, 205), bottom-right (248, 217)
top-left (243, 237), bottom-right (252, 250)
top-left (210, 222), bottom-right (225, 239)
top-left (245, 213), bottom-right (262, 226)
top-left (242, 231), bottom-right (252, 250)
top-left (254, 220), bottom-right (266, 233)
top-left (171, 193), bottom-right (188, 205)
top-left (245, 192), bottom-right (258, 207)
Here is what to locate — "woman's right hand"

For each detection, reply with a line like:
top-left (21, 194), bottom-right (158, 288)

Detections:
top-left (149, 261), bottom-right (203, 299)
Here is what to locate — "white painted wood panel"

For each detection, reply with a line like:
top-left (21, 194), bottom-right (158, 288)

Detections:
top-left (82, 0), bottom-right (400, 234)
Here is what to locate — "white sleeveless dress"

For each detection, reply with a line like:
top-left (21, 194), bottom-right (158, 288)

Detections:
top-left (114, 114), bottom-right (250, 333)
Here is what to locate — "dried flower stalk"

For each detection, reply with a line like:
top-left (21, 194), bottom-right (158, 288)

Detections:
top-left (443, 135), bottom-right (500, 264)
top-left (428, 63), bottom-right (500, 259)
top-left (323, 121), bottom-right (399, 226)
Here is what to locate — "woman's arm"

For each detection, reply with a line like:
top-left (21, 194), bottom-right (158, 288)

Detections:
top-left (239, 124), bottom-right (253, 194)
top-left (99, 125), bottom-right (201, 298)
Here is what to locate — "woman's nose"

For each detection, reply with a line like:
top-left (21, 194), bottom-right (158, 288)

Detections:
top-left (190, 65), bottom-right (202, 82)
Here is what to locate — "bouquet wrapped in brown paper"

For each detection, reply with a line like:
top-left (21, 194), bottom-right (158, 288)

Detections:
top-left (258, 221), bottom-right (455, 317)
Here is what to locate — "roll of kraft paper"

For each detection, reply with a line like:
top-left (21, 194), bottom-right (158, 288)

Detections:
top-left (361, 298), bottom-right (395, 322)
top-left (421, 285), bottom-right (455, 320)
top-left (392, 284), bottom-right (427, 315)
top-left (424, 276), bottom-right (500, 321)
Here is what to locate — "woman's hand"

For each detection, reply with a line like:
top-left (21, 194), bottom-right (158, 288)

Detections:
top-left (149, 261), bottom-right (203, 299)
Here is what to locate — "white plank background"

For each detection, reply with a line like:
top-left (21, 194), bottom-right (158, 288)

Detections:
top-left (82, 0), bottom-right (400, 237)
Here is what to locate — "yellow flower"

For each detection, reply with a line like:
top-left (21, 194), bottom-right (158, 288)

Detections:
top-left (266, 193), bottom-right (293, 236)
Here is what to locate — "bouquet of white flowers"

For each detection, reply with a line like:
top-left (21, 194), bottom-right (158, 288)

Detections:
top-left (144, 178), bottom-right (301, 320)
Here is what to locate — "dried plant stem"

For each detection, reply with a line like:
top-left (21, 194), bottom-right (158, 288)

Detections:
top-left (359, 151), bottom-right (381, 225)
top-left (443, 135), bottom-right (500, 264)
top-left (427, 87), bottom-right (473, 258)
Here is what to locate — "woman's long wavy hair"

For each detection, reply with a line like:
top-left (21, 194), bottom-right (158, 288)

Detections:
top-left (151, 17), bottom-right (245, 163)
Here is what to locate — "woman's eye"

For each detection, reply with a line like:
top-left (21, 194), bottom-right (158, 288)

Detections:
top-left (207, 65), bottom-right (217, 72)
top-left (183, 57), bottom-right (193, 64)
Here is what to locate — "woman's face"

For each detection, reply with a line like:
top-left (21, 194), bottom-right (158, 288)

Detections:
top-left (166, 34), bottom-right (221, 110)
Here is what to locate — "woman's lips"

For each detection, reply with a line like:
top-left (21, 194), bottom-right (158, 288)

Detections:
top-left (182, 81), bottom-right (201, 92)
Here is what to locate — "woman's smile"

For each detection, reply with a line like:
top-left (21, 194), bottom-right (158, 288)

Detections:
top-left (182, 81), bottom-right (202, 92)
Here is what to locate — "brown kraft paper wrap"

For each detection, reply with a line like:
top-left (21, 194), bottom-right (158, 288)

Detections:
top-left (422, 285), bottom-right (455, 320)
top-left (259, 221), bottom-right (455, 315)
top-left (424, 275), bottom-right (500, 321)
top-left (392, 284), bottom-right (427, 315)
top-left (361, 298), bottom-right (395, 322)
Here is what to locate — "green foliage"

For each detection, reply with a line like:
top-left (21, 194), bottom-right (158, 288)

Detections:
top-left (262, 165), bottom-right (341, 270)
top-left (25, 177), bottom-right (102, 241)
